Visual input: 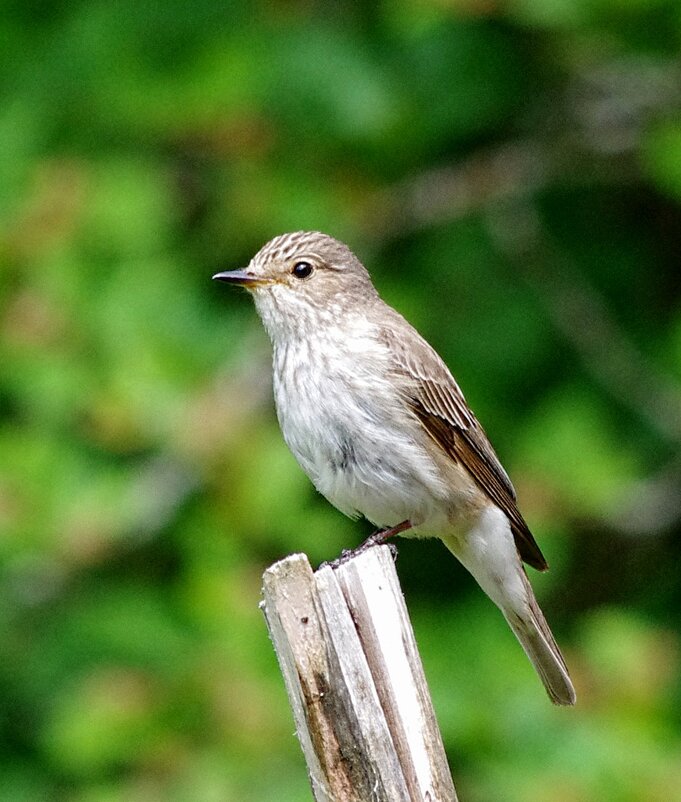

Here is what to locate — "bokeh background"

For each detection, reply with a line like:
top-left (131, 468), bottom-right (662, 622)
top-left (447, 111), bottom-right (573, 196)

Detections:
top-left (2, 1), bottom-right (681, 800)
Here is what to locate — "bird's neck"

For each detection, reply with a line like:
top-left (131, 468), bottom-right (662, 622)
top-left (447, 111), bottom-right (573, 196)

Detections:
top-left (255, 292), bottom-right (376, 348)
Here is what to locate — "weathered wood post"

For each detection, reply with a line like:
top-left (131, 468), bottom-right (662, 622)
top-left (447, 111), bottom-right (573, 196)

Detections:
top-left (261, 545), bottom-right (458, 802)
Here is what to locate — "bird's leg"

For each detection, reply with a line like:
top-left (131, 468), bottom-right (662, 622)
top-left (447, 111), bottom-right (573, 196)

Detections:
top-left (322, 520), bottom-right (413, 569)
top-left (357, 519), bottom-right (413, 550)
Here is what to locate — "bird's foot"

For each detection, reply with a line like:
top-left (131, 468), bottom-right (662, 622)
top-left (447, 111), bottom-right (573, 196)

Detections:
top-left (320, 520), bottom-right (411, 570)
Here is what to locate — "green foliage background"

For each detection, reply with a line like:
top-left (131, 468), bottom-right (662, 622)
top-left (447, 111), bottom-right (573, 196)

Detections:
top-left (2, 1), bottom-right (681, 800)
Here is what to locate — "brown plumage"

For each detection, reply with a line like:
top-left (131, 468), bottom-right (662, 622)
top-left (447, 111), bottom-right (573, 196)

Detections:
top-left (383, 319), bottom-right (548, 571)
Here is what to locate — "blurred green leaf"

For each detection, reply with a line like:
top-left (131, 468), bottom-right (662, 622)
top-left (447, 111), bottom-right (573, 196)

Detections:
top-left (642, 120), bottom-right (681, 201)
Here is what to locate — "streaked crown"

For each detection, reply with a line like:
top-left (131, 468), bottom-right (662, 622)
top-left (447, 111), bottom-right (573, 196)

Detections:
top-left (252, 231), bottom-right (370, 280)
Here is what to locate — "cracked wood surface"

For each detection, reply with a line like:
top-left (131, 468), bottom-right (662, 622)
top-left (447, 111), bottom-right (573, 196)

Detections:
top-left (261, 547), bottom-right (457, 802)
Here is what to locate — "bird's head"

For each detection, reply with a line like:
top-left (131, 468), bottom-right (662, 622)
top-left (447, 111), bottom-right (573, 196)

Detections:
top-left (213, 231), bottom-right (378, 339)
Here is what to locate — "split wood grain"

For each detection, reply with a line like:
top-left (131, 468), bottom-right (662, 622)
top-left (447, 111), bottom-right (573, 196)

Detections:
top-left (261, 546), bottom-right (457, 802)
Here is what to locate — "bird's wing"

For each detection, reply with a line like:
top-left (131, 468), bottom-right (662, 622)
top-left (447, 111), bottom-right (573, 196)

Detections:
top-left (382, 316), bottom-right (548, 571)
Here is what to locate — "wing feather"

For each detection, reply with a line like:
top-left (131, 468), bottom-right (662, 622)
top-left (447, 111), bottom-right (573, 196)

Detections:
top-left (382, 316), bottom-right (548, 571)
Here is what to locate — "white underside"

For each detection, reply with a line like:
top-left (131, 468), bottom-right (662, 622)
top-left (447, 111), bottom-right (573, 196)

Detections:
top-left (270, 320), bottom-right (464, 533)
top-left (441, 505), bottom-right (527, 614)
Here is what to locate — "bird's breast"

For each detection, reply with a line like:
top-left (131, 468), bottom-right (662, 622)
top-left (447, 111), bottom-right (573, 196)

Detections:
top-left (271, 338), bottom-right (450, 527)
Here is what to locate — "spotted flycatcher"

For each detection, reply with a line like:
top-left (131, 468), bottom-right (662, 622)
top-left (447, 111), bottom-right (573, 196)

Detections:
top-left (214, 231), bottom-right (575, 705)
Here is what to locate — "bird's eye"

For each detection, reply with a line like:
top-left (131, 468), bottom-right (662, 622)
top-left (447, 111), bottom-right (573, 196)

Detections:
top-left (291, 261), bottom-right (314, 279)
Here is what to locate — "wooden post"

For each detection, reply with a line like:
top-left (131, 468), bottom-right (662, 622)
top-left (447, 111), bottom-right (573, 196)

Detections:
top-left (261, 546), bottom-right (458, 802)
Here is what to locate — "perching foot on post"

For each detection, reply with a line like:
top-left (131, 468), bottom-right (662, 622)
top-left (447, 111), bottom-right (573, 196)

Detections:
top-left (322, 520), bottom-right (412, 569)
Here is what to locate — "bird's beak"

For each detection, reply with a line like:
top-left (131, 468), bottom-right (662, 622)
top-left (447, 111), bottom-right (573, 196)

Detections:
top-left (212, 268), bottom-right (262, 287)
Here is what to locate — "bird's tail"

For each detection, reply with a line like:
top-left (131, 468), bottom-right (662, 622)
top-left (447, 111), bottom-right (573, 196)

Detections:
top-left (441, 515), bottom-right (576, 706)
top-left (504, 569), bottom-right (575, 706)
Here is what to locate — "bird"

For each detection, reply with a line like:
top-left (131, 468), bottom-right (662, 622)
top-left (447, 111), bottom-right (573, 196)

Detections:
top-left (213, 230), bottom-right (576, 705)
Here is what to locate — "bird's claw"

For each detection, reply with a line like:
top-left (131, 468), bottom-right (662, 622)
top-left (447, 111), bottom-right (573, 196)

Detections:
top-left (319, 536), bottom-right (399, 571)
top-left (318, 549), bottom-right (348, 570)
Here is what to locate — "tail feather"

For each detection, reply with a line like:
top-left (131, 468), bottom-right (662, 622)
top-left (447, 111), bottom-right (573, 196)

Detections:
top-left (440, 514), bottom-right (576, 706)
top-left (505, 570), bottom-right (576, 706)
